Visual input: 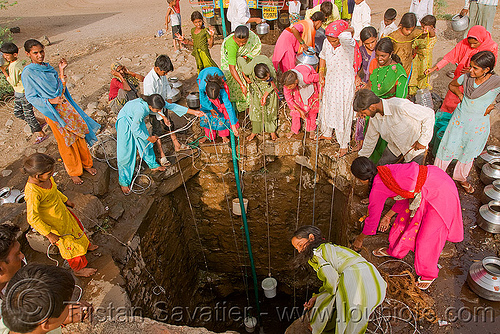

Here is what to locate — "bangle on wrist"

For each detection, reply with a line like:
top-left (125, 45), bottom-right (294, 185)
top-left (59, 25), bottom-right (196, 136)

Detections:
top-left (318, 67), bottom-right (326, 73)
top-left (299, 40), bottom-right (305, 45)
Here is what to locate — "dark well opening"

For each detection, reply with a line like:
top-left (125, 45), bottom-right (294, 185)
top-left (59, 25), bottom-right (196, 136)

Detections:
top-left (122, 156), bottom-right (350, 333)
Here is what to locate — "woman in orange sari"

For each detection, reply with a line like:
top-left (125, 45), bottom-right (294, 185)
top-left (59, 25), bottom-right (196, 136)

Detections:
top-left (272, 11), bottom-right (326, 73)
top-left (22, 39), bottom-right (100, 185)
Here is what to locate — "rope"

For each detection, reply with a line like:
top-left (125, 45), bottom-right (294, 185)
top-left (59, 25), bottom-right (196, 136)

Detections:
top-left (311, 118), bottom-right (320, 226)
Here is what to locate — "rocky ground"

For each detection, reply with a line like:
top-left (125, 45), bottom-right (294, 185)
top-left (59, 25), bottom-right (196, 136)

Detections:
top-left (0, 0), bottom-right (500, 333)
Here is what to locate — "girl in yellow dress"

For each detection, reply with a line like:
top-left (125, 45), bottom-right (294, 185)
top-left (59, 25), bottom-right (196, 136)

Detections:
top-left (24, 153), bottom-right (98, 277)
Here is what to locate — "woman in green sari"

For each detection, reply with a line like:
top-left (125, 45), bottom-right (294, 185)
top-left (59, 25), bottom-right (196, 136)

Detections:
top-left (238, 55), bottom-right (279, 141)
top-left (291, 225), bottom-right (386, 334)
top-left (221, 25), bottom-right (262, 112)
top-left (366, 38), bottom-right (408, 163)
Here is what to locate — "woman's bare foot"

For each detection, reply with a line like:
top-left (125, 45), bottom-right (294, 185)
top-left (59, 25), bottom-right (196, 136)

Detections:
top-left (246, 133), bottom-right (257, 141)
top-left (222, 137), bottom-right (230, 143)
top-left (151, 166), bottom-right (167, 172)
top-left (70, 176), bottom-right (84, 185)
top-left (121, 186), bottom-right (131, 195)
top-left (199, 137), bottom-right (209, 144)
top-left (285, 132), bottom-right (295, 139)
top-left (74, 267), bottom-right (97, 277)
top-left (270, 132), bottom-right (278, 140)
top-left (339, 148), bottom-right (348, 156)
top-left (88, 244), bottom-right (99, 251)
top-left (84, 167), bottom-right (98, 176)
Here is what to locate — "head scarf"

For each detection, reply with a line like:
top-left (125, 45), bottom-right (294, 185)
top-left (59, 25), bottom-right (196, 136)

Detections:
top-left (110, 62), bottom-right (140, 89)
top-left (325, 20), bottom-right (362, 72)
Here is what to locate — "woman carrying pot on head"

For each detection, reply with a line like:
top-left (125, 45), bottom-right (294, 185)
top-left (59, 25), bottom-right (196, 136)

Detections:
top-left (116, 94), bottom-right (204, 195)
top-left (108, 62), bottom-right (144, 113)
top-left (425, 25), bottom-right (498, 114)
top-left (291, 225), bottom-right (386, 334)
top-left (221, 25), bottom-right (262, 113)
top-left (197, 67), bottom-right (239, 144)
top-left (351, 157), bottom-right (463, 290)
top-left (434, 51), bottom-right (500, 194)
top-left (238, 55), bottom-right (279, 141)
top-left (272, 11), bottom-right (326, 74)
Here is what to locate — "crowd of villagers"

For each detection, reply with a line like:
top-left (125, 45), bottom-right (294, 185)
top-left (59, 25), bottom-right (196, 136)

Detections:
top-left (3, 1), bottom-right (500, 333)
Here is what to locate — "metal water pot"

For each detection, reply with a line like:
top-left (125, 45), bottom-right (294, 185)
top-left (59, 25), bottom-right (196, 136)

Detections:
top-left (256, 21), bottom-right (270, 35)
top-left (451, 14), bottom-right (469, 32)
top-left (167, 87), bottom-right (181, 103)
top-left (186, 92), bottom-right (200, 109)
top-left (481, 158), bottom-right (500, 185)
top-left (296, 50), bottom-right (319, 67)
top-left (482, 180), bottom-right (500, 204)
top-left (477, 201), bottom-right (500, 234)
top-left (0, 187), bottom-right (25, 205)
top-left (476, 145), bottom-right (500, 169)
top-left (467, 256), bottom-right (500, 301)
top-left (168, 77), bottom-right (183, 89)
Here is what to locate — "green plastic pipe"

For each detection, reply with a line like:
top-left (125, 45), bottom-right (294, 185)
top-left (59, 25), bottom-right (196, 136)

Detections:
top-left (218, 0), bottom-right (227, 38)
top-left (230, 131), bottom-right (261, 318)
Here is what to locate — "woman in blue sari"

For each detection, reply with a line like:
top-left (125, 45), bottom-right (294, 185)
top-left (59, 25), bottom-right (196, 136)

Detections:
top-left (197, 67), bottom-right (239, 143)
top-left (116, 94), bottom-right (203, 194)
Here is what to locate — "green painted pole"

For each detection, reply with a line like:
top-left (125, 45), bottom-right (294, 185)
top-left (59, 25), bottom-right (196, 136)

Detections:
top-left (218, 0), bottom-right (227, 38)
top-left (230, 131), bottom-right (261, 318)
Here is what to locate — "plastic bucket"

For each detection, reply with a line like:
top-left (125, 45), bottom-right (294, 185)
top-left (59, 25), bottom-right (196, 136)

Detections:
top-left (244, 316), bottom-right (257, 332)
top-left (261, 277), bottom-right (277, 298)
top-left (232, 198), bottom-right (248, 216)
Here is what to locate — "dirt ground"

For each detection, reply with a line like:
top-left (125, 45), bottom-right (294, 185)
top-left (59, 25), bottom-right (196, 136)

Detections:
top-left (1, 0), bottom-right (500, 333)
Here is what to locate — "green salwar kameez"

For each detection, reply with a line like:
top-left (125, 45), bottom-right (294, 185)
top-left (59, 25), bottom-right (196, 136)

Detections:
top-left (238, 55), bottom-right (278, 134)
top-left (191, 27), bottom-right (218, 73)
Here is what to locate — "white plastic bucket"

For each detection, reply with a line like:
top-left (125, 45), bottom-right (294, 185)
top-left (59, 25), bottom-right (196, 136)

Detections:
top-left (244, 316), bottom-right (257, 332)
top-left (261, 277), bottom-right (277, 298)
top-left (232, 198), bottom-right (248, 216)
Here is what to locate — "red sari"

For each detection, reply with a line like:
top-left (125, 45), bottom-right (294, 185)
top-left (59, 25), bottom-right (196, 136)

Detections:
top-left (435, 25), bottom-right (498, 113)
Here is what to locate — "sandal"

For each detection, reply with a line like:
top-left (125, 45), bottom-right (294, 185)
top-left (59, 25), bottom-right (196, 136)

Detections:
top-left (175, 143), bottom-right (190, 152)
top-left (34, 135), bottom-right (48, 144)
top-left (459, 181), bottom-right (474, 194)
top-left (160, 156), bottom-right (171, 167)
top-left (416, 277), bottom-right (435, 290)
top-left (372, 247), bottom-right (390, 258)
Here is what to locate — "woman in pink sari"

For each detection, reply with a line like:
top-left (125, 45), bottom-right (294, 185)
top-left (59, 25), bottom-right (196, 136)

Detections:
top-left (425, 25), bottom-right (498, 113)
top-left (272, 12), bottom-right (326, 73)
top-left (282, 64), bottom-right (320, 138)
top-left (351, 157), bottom-right (463, 290)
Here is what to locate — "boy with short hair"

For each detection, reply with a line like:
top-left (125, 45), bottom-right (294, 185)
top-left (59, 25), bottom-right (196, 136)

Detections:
top-left (143, 55), bottom-right (187, 166)
top-left (1, 264), bottom-right (76, 334)
top-left (379, 8), bottom-right (398, 38)
top-left (0, 42), bottom-right (47, 144)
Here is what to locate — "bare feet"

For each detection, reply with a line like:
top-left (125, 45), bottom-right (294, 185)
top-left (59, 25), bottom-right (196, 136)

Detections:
top-left (270, 132), bottom-right (278, 141)
top-left (74, 267), bottom-right (97, 277)
top-left (222, 137), bottom-right (230, 143)
top-left (88, 244), bottom-right (99, 251)
top-left (151, 166), bottom-right (167, 172)
top-left (120, 186), bottom-right (131, 195)
top-left (70, 176), bottom-right (84, 185)
top-left (285, 132), bottom-right (295, 139)
top-left (246, 133), bottom-right (257, 141)
top-left (339, 148), bottom-right (348, 156)
top-left (199, 137), bottom-right (209, 144)
top-left (84, 167), bottom-right (98, 176)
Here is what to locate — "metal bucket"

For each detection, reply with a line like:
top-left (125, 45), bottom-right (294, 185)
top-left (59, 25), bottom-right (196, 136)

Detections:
top-left (467, 256), bottom-right (500, 301)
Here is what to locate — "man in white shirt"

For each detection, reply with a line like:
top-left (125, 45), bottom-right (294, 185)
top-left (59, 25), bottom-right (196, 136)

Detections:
top-left (227, 0), bottom-right (262, 32)
top-left (143, 55), bottom-right (183, 166)
top-left (378, 8), bottom-right (398, 39)
top-left (353, 89), bottom-right (434, 165)
top-left (351, 0), bottom-right (371, 41)
top-left (409, 0), bottom-right (433, 23)
top-left (461, 0), bottom-right (498, 34)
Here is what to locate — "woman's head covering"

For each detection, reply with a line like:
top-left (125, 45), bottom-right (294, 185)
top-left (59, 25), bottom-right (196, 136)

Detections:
top-left (325, 20), bottom-right (362, 72)
top-left (467, 25), bottom-right (497, 53)
top-left (325, 20), bottom-right (349, 38)
top-left (110, 62), bottom-right (140, 88)
top-left (111, 62), bottom-right (122, 72)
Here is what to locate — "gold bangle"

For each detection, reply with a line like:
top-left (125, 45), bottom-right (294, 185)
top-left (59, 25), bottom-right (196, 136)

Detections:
top-left (318, 67), bottom-right (326, 73)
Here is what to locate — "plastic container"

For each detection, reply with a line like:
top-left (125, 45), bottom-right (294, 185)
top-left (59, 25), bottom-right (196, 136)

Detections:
top-left (262, 277), bottom-right (277, 298)
top-left (232, 198), bottom-right (248, 216)
top-left (244, 316), bottom-right (257, 333)
top-left (415, 88), bottom-right (434, 109)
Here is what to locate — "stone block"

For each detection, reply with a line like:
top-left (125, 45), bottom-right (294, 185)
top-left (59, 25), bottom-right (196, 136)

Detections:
top-left (65, 190), bottom-right (107, 230)
top-left (108, 202), bottom-right (125, 221)
top-left (274, 139), bottom-right (302, 156)
top-left (26, 229), bottom-right (59, 255)
top-left (0, 203), bottom-right (29, 232)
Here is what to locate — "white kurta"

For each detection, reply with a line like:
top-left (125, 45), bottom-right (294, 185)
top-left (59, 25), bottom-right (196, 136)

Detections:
top-left (409, 0), bottom-right (434, 23)
top-left (227, 0), bottom-right (251, 32)
top-left (351, 1), bottom-right (371, 41)
top-left (319, 31), bottom-right (355, 149)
